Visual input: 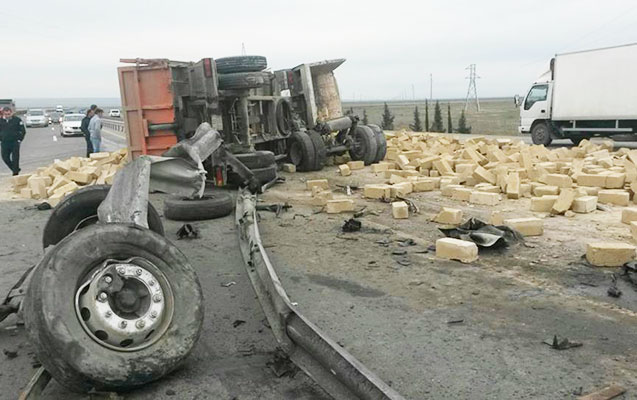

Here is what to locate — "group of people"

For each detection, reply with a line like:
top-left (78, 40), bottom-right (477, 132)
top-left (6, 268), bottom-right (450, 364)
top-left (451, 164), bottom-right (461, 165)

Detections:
top-left (0, 104), bottom-right (104, 176)
top-left (0, 107), bottom-right (26, 176)
top-left (81, 105), bottom-right (103, 157)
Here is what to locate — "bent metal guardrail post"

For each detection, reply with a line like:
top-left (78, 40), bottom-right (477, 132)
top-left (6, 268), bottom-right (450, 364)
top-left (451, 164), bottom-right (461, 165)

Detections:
top-left (236, 188), bottom-right (405, 400)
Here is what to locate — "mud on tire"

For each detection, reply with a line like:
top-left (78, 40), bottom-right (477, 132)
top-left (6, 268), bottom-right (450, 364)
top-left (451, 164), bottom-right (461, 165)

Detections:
top-left (24, 223), bottom-right (204, 393)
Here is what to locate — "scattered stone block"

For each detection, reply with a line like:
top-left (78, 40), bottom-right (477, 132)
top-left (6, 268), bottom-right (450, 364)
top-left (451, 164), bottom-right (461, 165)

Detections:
top-left (412, 179), bottom-right (435, 192)
top-left (363, 184), bottom-right (391, 199)
top-left (326, 199), bottom-right (355, 214)
top-left (11, 174), bottom-right (31, 187)
top-left (534, 185), bottom-right (559, 196)
top-left (282, 163), bottom-right (296, 173)
top-left (504, 217), bottom-right (543, 236)
top-left (306, 179), bottom-right (329, 191)
top-left (392, 201), bottom-right (409, 219)
top-left (347, 160), bottom-right (365, 170)
top-left (551, 188), bottom-right (575, 215)
top-left (451, 188), bottom-right (472, 202)
top-left (436, 238), bottom-right (478, 263)
top-left (545, 173), bottom-right (573, 188)
top-left (472, 166), bottom-right (496, 184)
top-left (572, 196), bottom-right (597, 213)
top-left (621, 207), bottom-right (637, 224)
top-left (586, 242), bottom-right (636, 267)
top-left (433, 207), bottom-right (463, 225)
top-left (506, 172), bottom-right (520, 199)
top-left (598, 190), bottom-right (630, 206)
top-left (390, 182), bottom-right (413, 197)
top-left (576, 174), bottom-right (606, 187)
top-left (338, 164), bottom-right (351, 176)
top-left (469, 191), bottom-right (500, 205)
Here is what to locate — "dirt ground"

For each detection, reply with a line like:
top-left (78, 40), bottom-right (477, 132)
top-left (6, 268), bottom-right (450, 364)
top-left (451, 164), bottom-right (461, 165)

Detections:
top-left (257, 165), bottom-right (637, 399)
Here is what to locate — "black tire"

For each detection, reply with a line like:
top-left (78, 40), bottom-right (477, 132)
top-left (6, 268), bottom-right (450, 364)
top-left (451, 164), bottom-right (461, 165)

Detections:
top-left (307, 130), bottom-right (327, 171)
top-left (287, 131), bottom-right (316, 172)
top-left (234, 151), bottom-right (276, 169)
top-left (218, 72), bottom-right (271, 90)
top-left (24, 223), bottom-right (203, 392)
top-left (275, 98), bottom-right (293, 136)
top-left (570, 136), bottom-right (585, 146)
top-left (42, 185), bottom-right (164, 249)
top-left (367, 124), bottom-right (387, 163)
top-left (164, 191), bottom-right (233, 221)
top-left (215, 56), bottom-right (267, 74)
top-left (349, 125), bottom-right (378, 165)
top-left (531, 122), bottom-right (552, 146)
top-left (252, 165), bottom-right (278, 184)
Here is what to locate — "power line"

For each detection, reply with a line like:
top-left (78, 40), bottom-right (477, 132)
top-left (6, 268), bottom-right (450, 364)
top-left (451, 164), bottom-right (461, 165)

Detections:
top-left (464, 64), bottom-right (480, 112)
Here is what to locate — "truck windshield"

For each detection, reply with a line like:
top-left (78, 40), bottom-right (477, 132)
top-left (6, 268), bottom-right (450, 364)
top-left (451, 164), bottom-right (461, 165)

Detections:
top-left (524, 85), bottom-right (548, 110)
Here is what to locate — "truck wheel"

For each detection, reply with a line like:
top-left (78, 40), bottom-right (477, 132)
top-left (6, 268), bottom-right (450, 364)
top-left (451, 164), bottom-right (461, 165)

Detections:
top-left (366, 124), bottom-right (387, 163)
top-left (570, 136), bottom-right (586, 146)
top-left (531, 122), bottom-right (552, 146)
top-left (23, 223), bottom-right (203, 393)
top-left (164, 191), bottom-right (234, 221)
top-left (215, 56), bottom-right (267, 74)
top-left (234, 151), bottom-right (276, 169)
top-left (218, 72), bottom-right (271, 90)
top-left (349, 125), bottom-right (378, 165)
top-left (288, 131), bottom-right (316, 172)
top-left (308, 130), bottom-right (327, 171)
top-left (42, 185), bottom-right (164, 249)
top-left (275, 98), bottom-right (293, 136)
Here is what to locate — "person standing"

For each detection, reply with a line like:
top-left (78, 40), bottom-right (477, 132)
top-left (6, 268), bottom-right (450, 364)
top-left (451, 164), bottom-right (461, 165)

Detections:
top-left (80, 108), bottom-right (95, 157)
top-left (88, 108), bottom-right (103, 153)
top-left (0, 106), bottom-right (26, 175)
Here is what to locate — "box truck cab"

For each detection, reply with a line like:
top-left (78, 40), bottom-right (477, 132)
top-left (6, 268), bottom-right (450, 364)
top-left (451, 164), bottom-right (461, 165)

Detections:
top-left (518, 43), bottom-right (637, 146)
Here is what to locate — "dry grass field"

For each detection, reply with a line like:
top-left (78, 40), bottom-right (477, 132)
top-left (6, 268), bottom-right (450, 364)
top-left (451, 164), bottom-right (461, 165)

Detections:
top-left (342, 98), bottom-right (519, 136)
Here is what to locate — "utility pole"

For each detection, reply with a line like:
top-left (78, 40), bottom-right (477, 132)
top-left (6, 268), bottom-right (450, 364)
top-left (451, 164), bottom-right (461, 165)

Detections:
top-left (464, 64), bottom-right (481, 112)
top-left (411, 84), bottom-right (415, 102)
top-left (429, 74), bottom-right (433, 100)
top-left (241, 43), bottom-right (246, 55)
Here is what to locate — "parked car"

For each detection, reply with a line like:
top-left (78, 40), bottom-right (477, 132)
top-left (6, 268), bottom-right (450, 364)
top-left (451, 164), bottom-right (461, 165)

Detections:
top-left (26, 109), bottom-right (49, 127)
top-left (49, 111), bottom-right (61, 124)
top-left (60, 114), bottom-right (85, 137)
top-left (109, 109), bottom-right (121, 118)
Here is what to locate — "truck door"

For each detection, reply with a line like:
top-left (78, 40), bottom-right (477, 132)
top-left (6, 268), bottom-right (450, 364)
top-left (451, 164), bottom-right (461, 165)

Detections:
top-left (520, 83), bottom-right (550, 132)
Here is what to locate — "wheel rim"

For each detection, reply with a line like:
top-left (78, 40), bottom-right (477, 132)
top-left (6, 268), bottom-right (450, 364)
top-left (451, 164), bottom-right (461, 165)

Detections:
top-left (75, 257), bottom-right (174, 352)
top-left (535, 126), bottom-right (547, 143)
top-left (350, 132), bottom-right (366, 160)
top-left (289, 141), bottom-right (303, 166)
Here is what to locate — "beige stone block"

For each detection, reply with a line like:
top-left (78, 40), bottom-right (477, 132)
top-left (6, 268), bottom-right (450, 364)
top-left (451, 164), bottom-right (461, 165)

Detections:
top-left (441, 184), bottom-right (464, 197)
top-left (392, 201), bottom-right (409, 219)
top-left (520, 183), bottom-right (532, 198)
top-left (433, 159), bottom-right (453, 175)
top-left (28, 177), bottom-right (47, 199)
top-left (433, 207), bottom-right (463, 225)
top-left (551, 188), bottom-right (575, 214)
top-left (306, 179), bottom-right (329, 191)
top-left (326, 199), bottom-right (355, 214)
top-left (371, 163), bottom-right (390, 173)
top-left (576, 173), bottom-right (606, 187)
top-left (282, 163), bottom-right (296, 173)
top-left (586, 242), bottom-right (636, 267)
top-left (89, 152), bottom-right (110, 160)
top-left (572, 196), bottom-right (597, 213)
top-left (621, 207), bottom-right (637, 224)
top-left (11, 174), bottom-right (32, 187)
top-left (20, 187), bottom-right (33, 199)
top-left (67, 158), bottom-right (82, 171)
top-left (347, 160), bottom-right (365, 171)
top-left (545, 173), bottom-right (573, 188)
top-left (530, 195), bottom-right (558, 212)
top-left (65, 171), bottom-right (93, 184)
top-left (53, 182), bottom-right (79, 197)
top-left (534, 185), bottom-right (559, 196)
top-left (631, 221), bottom-right (637, 243)
top-left (506, 172), bottom-right (520, 199)
top-left (412, 179), bottom-right (435, 192)
top-left (598, 190), bottom-right (630, 206)
top-left (363, 184), bottom-right (391, 199)
top-left (390, 182), bottom-right (413, 197)
top-left (47, 192), bottom-right (65, 207)
top-left (469, 191), bottom-right (500, 205)
top-left (605, 173), bottom-right (626, 189)
top-left (472, 166), bottom-right (496, 184)
top-left (389, 174), bottom-right (408, 184)
top-left (436, 238), bottom-right (478, 263)
top-left (311, 190), bottom-right (334, 206)
top-left (452, 188), bottom-right (473, 202)
top-left (338, 164), bottom-right (351, 176)
top-left (504, 217), bottom-right (543, 236)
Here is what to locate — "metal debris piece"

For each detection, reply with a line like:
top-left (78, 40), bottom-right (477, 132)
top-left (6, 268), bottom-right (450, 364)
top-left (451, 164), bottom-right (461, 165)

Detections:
top-left (440, 218), bottom-right (523, 248)
top-left (607, 275), bottom-right (622, 298)
top-left (256, 203), bottom-right (292, 217)
top-left (376, 238), bottom-right (391, 247)
top-left (396, 195), bottom-right (419, 214)
top-left (221, 281), bottom-right (236, 288)
top-left (342, 218), bottom-right (362, 233)
top-left (37, 203), bottom-right (52, 210)
top-left (447, 319), bottom-right (464, 324)
top-left (397, 238), bottom-right (416, 247)
top-left (3, 348), bottom-right (18, 359)
top-left (176, 223), bottom-right (199, 240)
top-left (544, 335), bottom-right (583, 350)
top-left (232, 320), bottom-right (246, 328)
top-left (391, 249), bottom-right (407, 256)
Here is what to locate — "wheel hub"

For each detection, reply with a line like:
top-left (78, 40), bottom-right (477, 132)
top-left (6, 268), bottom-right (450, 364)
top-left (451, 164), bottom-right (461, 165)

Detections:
top-left (75, 258), bottom-right (174, 351)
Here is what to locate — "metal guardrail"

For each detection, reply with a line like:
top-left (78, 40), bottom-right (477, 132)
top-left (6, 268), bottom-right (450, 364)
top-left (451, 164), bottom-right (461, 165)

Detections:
top-left (102, 118), bottom-right (126, 135)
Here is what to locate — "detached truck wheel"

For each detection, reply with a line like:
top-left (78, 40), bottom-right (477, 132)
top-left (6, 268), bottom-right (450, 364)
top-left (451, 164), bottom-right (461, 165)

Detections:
top-left (23, 223), bottom-right (204, 393)
top-left (531, 122), bottom-right (552, 146)
top-left (366, 124), bottom-right (387, 163)
top-left (42, 185), bottom-right (164, 249)
top-left (217, 72), bottom-right (271, 90)
top-left (164, 191), bottom-right (234, 221)
top-left (215, 56), bottom-right (267, 74)
top-left (349, 125), bottom-right (379, 165)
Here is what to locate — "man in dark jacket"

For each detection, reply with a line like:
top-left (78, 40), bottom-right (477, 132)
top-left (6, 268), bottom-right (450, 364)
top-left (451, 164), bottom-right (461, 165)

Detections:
top-left (80, 108), bottom-right (95, 157)
top-left (0, 106), bottom-right (26, 175)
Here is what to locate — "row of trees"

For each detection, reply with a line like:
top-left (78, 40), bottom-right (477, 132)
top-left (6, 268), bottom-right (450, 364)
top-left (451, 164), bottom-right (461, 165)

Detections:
top-left (377, 101), bottom-right (471, 134)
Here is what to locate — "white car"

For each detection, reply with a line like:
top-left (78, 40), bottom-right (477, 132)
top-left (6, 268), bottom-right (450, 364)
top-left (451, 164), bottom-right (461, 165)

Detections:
top-left (108, 109), bottom-right (121, 118)
top-left (26, 109), bottom-right (49, 127)
top-left (60, 114), bottom-right (85, 137)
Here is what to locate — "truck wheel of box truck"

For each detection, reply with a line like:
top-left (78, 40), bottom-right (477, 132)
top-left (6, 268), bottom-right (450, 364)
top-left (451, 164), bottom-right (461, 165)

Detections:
top-left (531, 122), bottom-right (552, 146)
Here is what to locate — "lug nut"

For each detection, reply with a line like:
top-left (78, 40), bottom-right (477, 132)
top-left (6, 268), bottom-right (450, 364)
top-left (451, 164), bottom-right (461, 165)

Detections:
top-left (153, 294), bottom-right (162, 303)
top-left (136, 320), bottom-right (146, 329)
top-left (105, 311), bottom-right (112, 318)
top-left (150, 311), bottom-right (158, 319)
top-left (104, 276), bottom-right (112, 284)
top-left (117, 267), bottom-right (126, 275)
top-left (149, 280), bottom-right (155, 286)
top-left (136, 268), bottom-right (142, 276)
top-left (98, 292), bottom-right (108, 302)
top-left (120, 321), bottom-right (127, 328)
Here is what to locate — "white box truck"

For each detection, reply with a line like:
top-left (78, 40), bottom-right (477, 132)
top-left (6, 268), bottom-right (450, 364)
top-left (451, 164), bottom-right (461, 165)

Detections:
top-left (518, 43), bottom-right (637, 145)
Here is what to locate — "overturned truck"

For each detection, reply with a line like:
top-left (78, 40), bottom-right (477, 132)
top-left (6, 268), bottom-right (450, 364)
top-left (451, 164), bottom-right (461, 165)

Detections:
top-left (118, 56), bottom-right (386, 181)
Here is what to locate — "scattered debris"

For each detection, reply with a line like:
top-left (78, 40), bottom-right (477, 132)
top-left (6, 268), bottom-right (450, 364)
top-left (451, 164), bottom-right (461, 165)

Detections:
top-left (165, 389), bottom-right (177, 396)
top-left (256, 203), bottom-right (292, 217)
top-left (440, 218), bottom-right (523, 249)
top-left (176, 223), bottom-right (199, 240)
top-left (375, 238), bottom-right (391, 247)
top-left (577, 384), bottom-right (626, 400)
top-left (607, 275), bottom-right (622, 298)
top-left (447, 319), bottom-right (464, 324)
top-left (341, 218), bottom-right (362, 233)
top-left (232, 320), bottom-right (246, 328)
top-left (267, 349), bottom-right (299, 378)
top-left (544, 335), bottom-right (583, 350)
top-left (391, 249), bottom-right (407, 256)
top-left (36, 202), bottom-right (52, 210)
top-left (221, 281), bottom-right (236, 288)
top-left (397, 238), bottom-right (416, 247)
top-left (3, 349), bottom-right (17, 359)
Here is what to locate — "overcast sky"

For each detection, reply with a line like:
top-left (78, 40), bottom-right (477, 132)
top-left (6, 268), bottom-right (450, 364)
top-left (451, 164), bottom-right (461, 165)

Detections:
top-left (2, 0), bottom-right (637, 101)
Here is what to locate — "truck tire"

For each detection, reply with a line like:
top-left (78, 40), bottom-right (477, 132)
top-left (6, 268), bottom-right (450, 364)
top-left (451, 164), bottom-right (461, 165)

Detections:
top-left (234, 151), bottom-right (276, 169)
top-left (42, 185), bottom-right (164, 249)
top-left (164, 191), bottom-right (234, 221)
top-left (367, 124), bottom-right (387, 163)
top-left (275, 98), bottom-right (293, 136)
top-left (308, 130), bottom-right (327, 171)
top-left (531, 122), bottom-right (552, 146)
top-left (23, 223), bottom-right (203, 393)
top-left (252, 165), bottom-right (278, 184)
top-left (215, 56), bottom-right (267, 74)
top-left (349, 125), bottom-right (378, 165)
top-left (288, 131), bottom-right (316, 172)
top-left (570, 136), bottom-right (586, 146)
top-left (218, 72), bottom-right (271, 90)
